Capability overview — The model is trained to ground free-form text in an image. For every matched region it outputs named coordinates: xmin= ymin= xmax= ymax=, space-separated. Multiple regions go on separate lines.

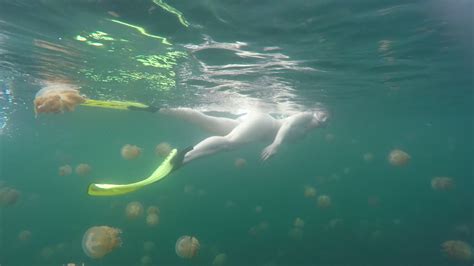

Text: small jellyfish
xmin=303 ymin=185 xmax=317 ymax=198
xmin=288 ymin=227 xmax=303 ymax=240
xmin=175 ymin=236 xmax=200 ymax=259
xmin=40 ymin=246 xmax=55 ymax=259
xmin=0 ymin=186 xmax=20 ymax=207
xmin=155 ymin=142 xmax=172 ymax=157
xmin=82 ymin=226 xmax=122 ymax=259
xmin=325 ymin=133 xmax=335 ymax=142
xmin=441 ymin=240 xmax=473 ymax=261
xmin=121 ymin=144 xmax=142 ymax=160
xmin=146 ymin=213 xmax=159 ymax=227
xmin=143 ymin=241 xmax=156 ymax=253
xmin=58 ymin=165 xmax=72 ymax=176
xmin=388 ymin=149 xmax=410 ymax=166
xmin=34 ymin=85 xmax=85 ymax=115
xmin=258 ymin=221 xmax=269 ymax=231
xmin=255 ymin=205 xmax=263 ymax=214
xmin=75 ymin=163 xmax=91 ymax=176
xmin=431 ymin=177 xmax=455 ymax=191
xmin=18 ymin=230 xmax=32 ymax=243
xmin=125 ymin=201 xmax=143 ymax=219
xmin=327 ymin=218 xmax=344 ymax=230
xmin=141 ymin=255 xmax=152 ymax=265
xmin=213 ymin=253 xmax=228 ymax=266
xmin=293 ymin=217 xmax=305 ymax=228
xmin=234 ymin=158 xmax=247 ymax=168
xmin=146 ymin=205 xmax=160 ymax=215
xmin=317 ymin=195 xmax=331 ymax=209
xmin=363 ymin=153 xmax=374 ymax=162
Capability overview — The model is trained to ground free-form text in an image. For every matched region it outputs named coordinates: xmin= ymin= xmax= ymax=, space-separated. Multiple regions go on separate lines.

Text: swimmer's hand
xmin=261 ymin=144 xmax=278 ymax=161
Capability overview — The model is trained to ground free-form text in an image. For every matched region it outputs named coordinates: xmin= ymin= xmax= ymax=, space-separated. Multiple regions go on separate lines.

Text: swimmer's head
xmin=310 ymin=110 xmax=328 ymax=128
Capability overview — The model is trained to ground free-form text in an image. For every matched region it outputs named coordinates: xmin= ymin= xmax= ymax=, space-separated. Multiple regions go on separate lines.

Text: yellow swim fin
xmin=81 ymin=99 xmax=159 ymax=113
xmin=88 ymin=149 xmax=178 ymax=196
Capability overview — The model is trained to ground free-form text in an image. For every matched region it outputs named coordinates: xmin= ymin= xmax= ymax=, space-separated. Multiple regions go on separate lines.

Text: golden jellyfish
xmin=75 ymin=163 xmax=91 ymax=176
xmin=234 ymin=158 xmax=247 ymax=168
xmin=363 ymin=153 xmax=374 ymax=162
xmin=121 ymin=144 xmax=142 ymax=160
xmin=441 ymin=240 xmax=473 ymax=261
xmin=18 ymin=230 xmax=32 ymax=242
xmin=388 ymin=149 xmax=410 ymax=166
xmin=125 ymin=201 xmax=143 ymax=219
xmin=175 ymin=236 xmax=200 ymax=259
xmin=147 ymin=205 xmax=160 ymax=215
xmin=213 ymin=253 xmax=228 ymax=266
xmin=431 ymin=177 xmax=455 ymax=191
xmin=293 ymin=217 xmax=305 ymax=228
xmin=146 ymin=213 xmax=159 ymax=227
xmin=317 ymin=195 xmax=331 ymax=209
xmin=303 ymin=185 xmax=317 ymax=198
xmin=0 ymin=186 xmax=20 ymax=207
xmin=58 ymin=165 xmax=72 ymax=176
xmin=82 ymin=226 xmax=122 ymax=259
xmin=33 ymin=85 xmax=85 ymax=115
xmin=155 ymin=142 xmax=172 ymax=157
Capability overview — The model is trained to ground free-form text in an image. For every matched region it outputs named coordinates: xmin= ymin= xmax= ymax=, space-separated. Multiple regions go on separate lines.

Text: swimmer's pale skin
xmin=159 ymin=108 xmax=328 ymax=164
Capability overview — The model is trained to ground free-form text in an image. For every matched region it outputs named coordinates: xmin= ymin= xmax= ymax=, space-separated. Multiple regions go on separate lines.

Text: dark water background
xmin=0 ymin=0 xmax=473 ymax=265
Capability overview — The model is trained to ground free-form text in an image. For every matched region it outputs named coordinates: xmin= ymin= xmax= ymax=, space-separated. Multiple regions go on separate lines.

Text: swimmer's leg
xmin=160 ymin=107 xmax=239 ymax=135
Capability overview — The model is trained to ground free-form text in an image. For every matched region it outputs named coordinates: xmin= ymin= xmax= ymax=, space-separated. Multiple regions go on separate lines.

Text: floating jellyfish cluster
xmin=33 ymin=85 xmax=85 ymax=115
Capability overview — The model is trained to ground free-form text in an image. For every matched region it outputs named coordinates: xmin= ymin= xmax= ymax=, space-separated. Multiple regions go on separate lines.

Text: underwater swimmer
xmin=87 ymin=107 xmax=329 ymax=196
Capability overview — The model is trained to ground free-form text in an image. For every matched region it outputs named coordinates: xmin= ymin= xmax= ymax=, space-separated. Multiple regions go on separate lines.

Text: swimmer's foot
xmin=170 ymin=146 xmax=193 ymax=171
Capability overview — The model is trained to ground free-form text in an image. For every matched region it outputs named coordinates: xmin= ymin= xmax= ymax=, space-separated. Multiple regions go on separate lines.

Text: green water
xmin=0 ymin=0 xmax=473 ymax=265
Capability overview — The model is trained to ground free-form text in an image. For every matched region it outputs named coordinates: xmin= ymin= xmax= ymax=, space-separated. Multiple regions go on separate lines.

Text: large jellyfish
xmin=175 ymin=236 xmax=200 ymax=259
xmin=58 ymin=165 xmax=72 ymax=176
xmin=75 ymin=163 xmax=91 ymax=176
xmin=388 ymin=149 xmax=410 ymax=166
xmin=146 ymin=213 xmax=159 ymax=227
xmin=431 ymin=177 xmax=455 ymax=191
xmin=441 ymin=240 xmax=472 ymax=261
xmin=82 ymin=226 xmax=122 ymax=259
xmin=33 ymin=85 xmax=85 ymax=115
xmin=155 ymin=142 xmax=172 ymax=157
xmin=125 ymin=201 xmax=144 ymax=219
xmin=121 ymin=144 xmax=142 ymax=160
xmin=317 ymin=195 xmax=331 ymax=209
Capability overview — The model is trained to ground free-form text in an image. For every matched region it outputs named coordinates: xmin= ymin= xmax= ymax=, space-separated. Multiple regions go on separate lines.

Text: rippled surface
xmin=0 ymin=0 xmax=473 ymax=265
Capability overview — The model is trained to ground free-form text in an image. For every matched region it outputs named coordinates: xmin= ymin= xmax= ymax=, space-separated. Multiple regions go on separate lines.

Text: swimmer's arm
xmin=261 ymin=121 xmax=292 ymax=161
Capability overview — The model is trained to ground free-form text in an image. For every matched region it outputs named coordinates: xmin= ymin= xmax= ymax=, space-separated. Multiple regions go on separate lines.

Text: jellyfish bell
xmin=40 ymin=246 xmax=55 ymax=259
xmin=175 ymin=235 xmax=200 ymax=259
xmin=18 ymin=230 xmax=32 ymax=243
xmin=58 ymin=165 xmax=72 ymax=176
xmin=441 ymin=240 xmax=473 ymax=261
xmin=155 ymin=142 xmax=172 ymax=157
xmin=125 ymin=201 xmax=143 ymax=219
xmin=146 ymin=205 xmax=160 ymax=215
xmin=234 ymin=158 xmax=246 ymax=168
xmin=75 ymin=163 xmax=91 ymax=176
xmin=363 ymin=153 xmax=374 ymax=162
xmin=293 ymin=217 xmax=305 ymax=228
xmin=317 ymin=195 xmax=331 ymax=209
xmin=34 ymin=85 xmax=85 ymax=115
xmin=121 ymin=144 xmax=142 ymax=160
xmin=212 ymin=253 xmax=228 ymax=266
xmin=303 ymin=185 xmax=316 ymax=198
xmin=0 ymin=186 xmax=20 ymax=207
xmin=146 ymin=213 xmax=159 ymax=227
xmin=388 ymin=149 xmax=410 ymax=166
xmin=141 ymin=255 xmax=152 ymax=265
xmin=143 ymin=241 xmax=156 ymax=252
xmin=431 ymin=177 xmax=455 ymax=191
xmin=82 ymin=226 xmax=122 ymax=259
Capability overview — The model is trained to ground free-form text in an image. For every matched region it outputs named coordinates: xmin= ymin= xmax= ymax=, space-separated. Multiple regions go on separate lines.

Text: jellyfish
xmin=317 ymin=195 xmax=331 ymax=209
xmin=18 ymin=230 xmax=32 ymax=243
xmin=325 ymin=133 xmax=335 ymax=142
xmin=255 ymin=205 xmax=263 ymax=214
xmin=146 ymin=213 xmax=159 ymax=227
xmin=0 ymin=186 xmax=20 ymax=207
xmin=293 ymin=217 xmax=305 ymax=228
xmin=363 ymin=152 xmax=374 ymax=162
xmin=125 ymin=201 xmax=143 ymax=219
xmin=431 ymin=177 xmax=455 ymax=191
xmin=58 ymin=165 xmax=72 ymax=176
xmin=234 ymin=158 xmax=246 ymax=168
xmin=143 ymin=241 xmax=156 ymax=253
xmin=146 ymin=205 xmax=160 ymax=215
xmin=121 ymin=144 xmax=142 ymax=160
xmin=303 ymin=185 xmax=317 ymax=198
xmin=141 ymin=255 xmax=152 ymax=265
xmin=212 ymin=253 xmax=228 ymax=266
xmin=155 ymin=142 xmax=172 ymax=157
xmin=288 ymin=227 xmax=303 ymax=240
xmin=258 ymin=221 xmax=269 ymax=231
xmin=175 ymin=236 xmax=200 ymax=259
xmin=184 ymin=184 xmax=195 ymax=194
xmin=75 ymin=163 xmax=91 ymax=176
xmin=33 ymin=85 xmax=85 ymax=115
xmin=40 ymin=246 xmax=55 ymax=259
xmin=441 ymin=240 xmax=473 ymax=261
xmin=82 ymin=226 xmax=122 ymax=259
xmin=388 ymin=149 xmax=410 ymax=166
